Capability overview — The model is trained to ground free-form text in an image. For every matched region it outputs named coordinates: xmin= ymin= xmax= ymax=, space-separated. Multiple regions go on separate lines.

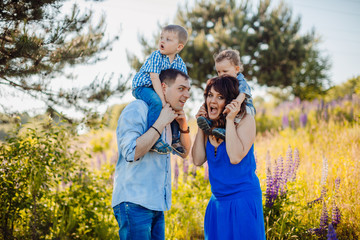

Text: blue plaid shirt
xmin=132 ymin=50 xmax=188 ymax=89
xmin=237 ymin=73 xmax=256 ymax=116
xmin=112 ymin=100 xmax=172 ymax=211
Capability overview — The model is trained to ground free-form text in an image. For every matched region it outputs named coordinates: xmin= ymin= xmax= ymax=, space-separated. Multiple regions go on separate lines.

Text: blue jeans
xmin=171 ymin=121 xmax=180 ymax=145
xmin=113 ymin=202 xmax=165 ymax=240
xmin=133 ymin=86 xmax=180 ymax=145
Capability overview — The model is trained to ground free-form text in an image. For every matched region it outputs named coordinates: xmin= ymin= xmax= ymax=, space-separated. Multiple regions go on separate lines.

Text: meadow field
xmin=1 ymin=92 xmax=359 ymax=239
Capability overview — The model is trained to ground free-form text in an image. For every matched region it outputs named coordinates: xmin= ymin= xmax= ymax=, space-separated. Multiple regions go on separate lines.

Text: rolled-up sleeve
xmin=237 ymin=74 xmax=252 ymax=98
xmin=116 ymin=101 xmax=148 ymax=162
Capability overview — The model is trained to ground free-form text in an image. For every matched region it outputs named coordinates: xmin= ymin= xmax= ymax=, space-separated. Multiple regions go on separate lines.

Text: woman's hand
xmin=224 ymin=99 xmax=241 ymax=121
xmin=195 ymin=103 xmax=208 ymax=119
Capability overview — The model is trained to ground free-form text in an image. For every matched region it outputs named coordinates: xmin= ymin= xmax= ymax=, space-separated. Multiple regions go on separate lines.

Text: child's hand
xmin=224 ymin=100 xmax=241 ymax=120
xmin=195 ymin=103 xmax=208 ymax=119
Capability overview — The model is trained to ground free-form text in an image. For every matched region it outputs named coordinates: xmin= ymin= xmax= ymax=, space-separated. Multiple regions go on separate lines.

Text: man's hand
xmin=157 ymin=103 xmax=178 ymax=126
xmin=175 ymin=109 xmax=188 ymax=131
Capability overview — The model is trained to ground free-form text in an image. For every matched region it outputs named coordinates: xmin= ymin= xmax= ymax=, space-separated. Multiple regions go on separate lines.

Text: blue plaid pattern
xmin=237 ymin=73 xmax=256 ymax=116
xmin=132 ymin=50 xmax=187 ymax=89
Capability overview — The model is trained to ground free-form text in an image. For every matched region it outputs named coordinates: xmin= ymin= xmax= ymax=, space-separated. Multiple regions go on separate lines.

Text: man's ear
xmin=161 ymin=82 xmax=167 ymax=93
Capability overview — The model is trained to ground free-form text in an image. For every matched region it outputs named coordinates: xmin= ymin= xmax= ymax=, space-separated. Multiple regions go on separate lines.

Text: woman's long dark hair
xmin=204 ymin=75 xmax=246 ymax=128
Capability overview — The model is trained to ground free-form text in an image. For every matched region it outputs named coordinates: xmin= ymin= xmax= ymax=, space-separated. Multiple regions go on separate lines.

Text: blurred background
xmin=1 ymin=0 xmax=359 ymax=119
xmin=0 ymin=0 xmax=359 ymax=239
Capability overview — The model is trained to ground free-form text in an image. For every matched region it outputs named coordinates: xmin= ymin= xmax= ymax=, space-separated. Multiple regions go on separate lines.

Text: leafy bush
xmin=0 ymin=121 xmax=117 ymax=239
xmin=165 ymin=160 xmax=211 ymax=239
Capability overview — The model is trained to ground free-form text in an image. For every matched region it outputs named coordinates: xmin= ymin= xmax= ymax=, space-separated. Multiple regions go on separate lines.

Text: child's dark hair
xmin=214 ymin=49 xmax=244 ymax=73
xmin=159 ymin=69 xmax=189 ymax=86
xmin=204 ymin=75 xmax=245 ymax=128
xmin=162 ymin=25 xmax=188 ymax=45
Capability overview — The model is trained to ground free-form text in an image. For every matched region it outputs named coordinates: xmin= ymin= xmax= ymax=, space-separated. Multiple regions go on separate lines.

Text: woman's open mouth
xmin=209 ymin=106 xmax=219 ymax=115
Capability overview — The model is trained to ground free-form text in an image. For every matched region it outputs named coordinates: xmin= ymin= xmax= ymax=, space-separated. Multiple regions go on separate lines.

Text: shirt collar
xmin=160 ymin=51 xmax=179 ymax=61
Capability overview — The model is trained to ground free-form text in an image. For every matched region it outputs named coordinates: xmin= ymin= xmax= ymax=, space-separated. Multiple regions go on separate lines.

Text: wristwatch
xmin=179 ymin=126 xmax=190 ymax=133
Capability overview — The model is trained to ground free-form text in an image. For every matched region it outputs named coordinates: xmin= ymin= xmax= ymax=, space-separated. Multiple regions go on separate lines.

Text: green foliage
xmin=255 ymin=110 xmax=282 ymax=133
xmin=325 ymin=76 xmax=360 ymax=101
xmin=165 ymin=166 xmax=211 ymax=239
xmin=0 ymin=0 xmax=129 ymax=116
xmin=90 ymin=131 xmax=113 ymax=153
xmin=47 ymin=163 xmax=117 ymax=239
xmin=128 ymin=0 xmax=330 ymax=99
xmin=102 ymin=103 xmax=129 ymax=130
xmin=0 ymin=120 xmax=117 ymax=239
xmin=263 ymin=186 xmax=315 ymax=240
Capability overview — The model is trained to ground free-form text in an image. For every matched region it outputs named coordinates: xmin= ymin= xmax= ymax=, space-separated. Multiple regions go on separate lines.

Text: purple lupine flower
xmin=183 ymin=158 xmax=189 ymax=183
xmin=191 ymin=165 xmax=197 ymax=177
xmin=323 ymin=105 xmax=329 ymax=121
xmin=183 ymin=158 xmax=189 ymax=175
xmin=265 ymin=176 xmax=273 ymax=208
xmin=265 ymin=151 xmax=273 ymax=208
xmin=174 ymin=159 xmax=179 ymax=189
xmin=320 ymin=201 xmax=329 ymax=229
xmin=276 ymin=155 xmax=287 ymax=196
xmin=330 ymin=100 xmax=337 ymax=108
xmin=321 ymin=186 xmax=327 ymax=200
xmin=300 ymin=112 xmax=308 ymax=127
xmin=331 ymin=201 xmax=341 ymax=227
xmin=307 ymin=197 xmax=322 ymax=207
xmin=268 ymin=156 xmax=279 ymax=206
xmin=327 ymin=223 xmax=338 ymax=240
xmin=282 ymin=115 xmax=289 ymax=129
xmin=334 ymin=177 xmax=340 ymax=197
xmin=320 ymin=99 xmax=325 ymax=111
xmin=292 ymin=148 xmax=300 ymax=181
xmin=204 ymin=161 xmax=209 ymax=181
xmin=332 ymin=177 xmax=341 ymax=227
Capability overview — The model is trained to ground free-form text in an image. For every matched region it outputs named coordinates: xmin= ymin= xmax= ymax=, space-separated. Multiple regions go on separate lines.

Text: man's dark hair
xmin=159 ymin=69 xmax=189 ymax=86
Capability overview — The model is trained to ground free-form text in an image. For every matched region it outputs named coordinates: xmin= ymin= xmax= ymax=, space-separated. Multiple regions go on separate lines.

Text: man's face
xmin=162 ymin=75 xmax=191 ymax=111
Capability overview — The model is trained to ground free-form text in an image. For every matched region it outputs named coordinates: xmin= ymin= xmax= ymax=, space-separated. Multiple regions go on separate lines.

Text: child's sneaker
xmin=171 ymin=141 xmax=186 ymax=157
xmin=150 ymin=139 xmax=172 ymax=154
xmin=197 ymin=116 xmax=212 ymax=135
xmin=212 ymin=128 xmax=226 ymax=140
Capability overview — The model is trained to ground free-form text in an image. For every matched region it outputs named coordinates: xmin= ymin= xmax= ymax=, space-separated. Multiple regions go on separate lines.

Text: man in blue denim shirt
xmin=112 ymin=69 xmax=191 ymax=239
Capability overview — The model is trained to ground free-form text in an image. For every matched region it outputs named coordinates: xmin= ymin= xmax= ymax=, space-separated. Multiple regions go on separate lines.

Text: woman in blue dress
xmin=192 ymin=75 xmax=266 ymax=240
